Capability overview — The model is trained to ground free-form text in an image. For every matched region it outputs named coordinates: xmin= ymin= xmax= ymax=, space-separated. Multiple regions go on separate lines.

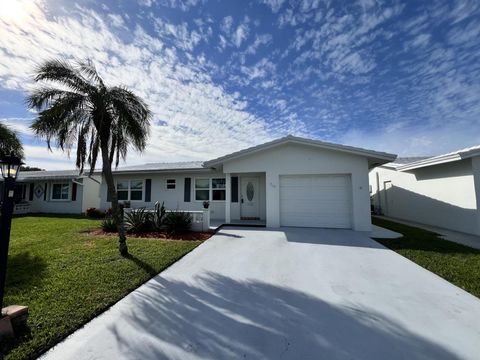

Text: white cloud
xmin=245 ymin=34 xmax=272 ymax=55
xmin=0 ymin=2 xmax=283 ymax=169
xmin=261 ymin=0 xmax=285 ymax=13
xmin=107 ymin=14 xmax=125 ymax=28
xmin=233 ymin=22 xmax=249 ymax=48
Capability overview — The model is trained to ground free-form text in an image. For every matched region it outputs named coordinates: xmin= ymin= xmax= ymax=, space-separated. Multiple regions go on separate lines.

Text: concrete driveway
xmin=42 ymin=227 xmax=480 ymax=360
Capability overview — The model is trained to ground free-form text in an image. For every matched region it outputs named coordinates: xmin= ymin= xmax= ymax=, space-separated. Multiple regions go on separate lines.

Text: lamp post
xmin=0 ymin=153 xmax=23 ymax=311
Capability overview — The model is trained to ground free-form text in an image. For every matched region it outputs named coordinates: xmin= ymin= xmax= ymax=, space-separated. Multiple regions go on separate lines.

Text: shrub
xmin=101 ymin=217 xmax=117 ymax=232
xmin=86 ymin=207 xmax=104 ymax=219
xmin=152 ymin=201 xmax=166 ymax=231
xmin=124 ymin=208 xmax=152 ymax=234
xmin=164 ymin=211 xmax=192 ymax=234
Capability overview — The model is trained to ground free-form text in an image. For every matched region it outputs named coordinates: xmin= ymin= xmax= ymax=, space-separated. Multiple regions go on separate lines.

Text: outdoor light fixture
xmin=0 ymin=153 xmax=22 ymax=180
xmin=0 ymin=152 xmax=24 ymax=315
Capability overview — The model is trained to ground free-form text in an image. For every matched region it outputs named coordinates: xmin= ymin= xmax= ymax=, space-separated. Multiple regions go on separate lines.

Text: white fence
xmin=13 ymin=202 xmax=31 ymax=215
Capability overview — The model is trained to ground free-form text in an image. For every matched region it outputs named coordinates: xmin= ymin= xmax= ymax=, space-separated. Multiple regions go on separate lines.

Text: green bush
xmin=124 ymin=208 xmax=152 ymax=233
xmin=164 ymin=211 xmax=192 ymax=234
xmin=86 ymin=207 xmax=105 ymax=219
xmin=101 ymin=217 xmax=117 ymax=232
xmin=152 ymin=201 xmax=166 ymax=231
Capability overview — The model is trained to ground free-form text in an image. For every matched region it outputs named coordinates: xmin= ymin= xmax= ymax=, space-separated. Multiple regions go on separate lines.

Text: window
xmin=212 ymin=178 xmax=226 ymax=201
xmin=52 ymin=183 xmax=70 ymax=200
xmin=195 ymin=178 xmax=210 ymax=201
xmin=130 ymin=180 xmax=143 ymax=200
xmin=166 ymin=179 xmax=176 ymax=189
xmin=116 ymin=180 xmax=143 ymax=201
xmin=117 ymin=181 xmax=129 ymax=201
xmin=195 ymin=178 xmax=226 ymax=201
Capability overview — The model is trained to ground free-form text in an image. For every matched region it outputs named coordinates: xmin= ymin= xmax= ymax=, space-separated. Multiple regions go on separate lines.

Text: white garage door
xmin=280 ymin=174 xmax=352 ymax=228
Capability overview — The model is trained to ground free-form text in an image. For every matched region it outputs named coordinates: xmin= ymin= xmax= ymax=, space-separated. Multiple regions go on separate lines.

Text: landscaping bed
xmin=0 ymin=215 xmax=202 ymax=360
xmin=372 ymin=216 xmax=480 ymax=299
xmin=86 ymin=229 xmax=213 ymax=241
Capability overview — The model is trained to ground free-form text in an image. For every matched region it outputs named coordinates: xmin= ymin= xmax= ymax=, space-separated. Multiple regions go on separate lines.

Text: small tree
xmin=27 ymin=59 xmax=151 ymax=255
xmin=0 ymin=123 xmax=24 ymax=159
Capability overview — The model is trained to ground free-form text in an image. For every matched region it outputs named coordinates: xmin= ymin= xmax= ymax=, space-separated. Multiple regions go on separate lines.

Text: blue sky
xmin=1 ymin=0 xmax=480 ymax=169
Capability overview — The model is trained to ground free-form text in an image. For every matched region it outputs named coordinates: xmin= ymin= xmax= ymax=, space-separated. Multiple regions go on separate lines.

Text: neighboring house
xmin=0 ymin=170 xmax=101 ymax=214
xmin=100 ymin=136 xmax=396 ymax=231
xmin=370 ymin=145 xmax=480 ymax=235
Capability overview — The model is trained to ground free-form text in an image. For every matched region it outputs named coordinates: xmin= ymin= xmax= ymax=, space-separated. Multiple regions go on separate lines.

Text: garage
xmin=280 ymin=174 xmax=352 ymax=228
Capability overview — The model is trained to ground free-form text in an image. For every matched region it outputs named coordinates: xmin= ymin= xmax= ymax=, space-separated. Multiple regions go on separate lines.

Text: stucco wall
xmin=369 ymin=159 xmax=479 ymax=235
xmin=222 ymin=143 xmax=372 ymax=231
xmin=99 ymin=171 xmax=234 ymax=220
xmin=28 ymin=180 xmax=83 ymax=214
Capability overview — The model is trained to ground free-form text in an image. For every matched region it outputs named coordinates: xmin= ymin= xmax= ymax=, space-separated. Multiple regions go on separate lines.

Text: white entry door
xmin=241 ymin=177 xmax=260 ymax=219
xmin=280 ymin=174 xmax=352 ymax=228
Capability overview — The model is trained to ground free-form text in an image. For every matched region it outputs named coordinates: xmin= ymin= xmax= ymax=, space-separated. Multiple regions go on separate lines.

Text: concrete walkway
xmin=41 ymin=227 xmax=480 ymax=360
xmin=376 ymin=216 xmax=480 ymax=250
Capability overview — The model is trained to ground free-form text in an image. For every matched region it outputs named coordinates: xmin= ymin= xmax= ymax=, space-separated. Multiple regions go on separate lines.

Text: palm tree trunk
xmin=101 ymin=144 xmax=128 ymax=255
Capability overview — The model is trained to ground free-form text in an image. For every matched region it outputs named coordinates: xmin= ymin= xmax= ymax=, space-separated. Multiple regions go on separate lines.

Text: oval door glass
xmin=246 ymin=182 xmax=254 ymax=201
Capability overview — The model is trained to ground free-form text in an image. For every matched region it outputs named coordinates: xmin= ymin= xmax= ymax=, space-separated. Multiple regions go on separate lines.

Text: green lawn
xmin=0 ymin=215 xmax=202 ymax=360
xmin=373 ymin=217 xmax=480 ymax=299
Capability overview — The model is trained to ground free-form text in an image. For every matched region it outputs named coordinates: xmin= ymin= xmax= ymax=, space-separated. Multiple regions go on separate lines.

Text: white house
xmin=100 ymin=136 xmax=396 ymax=231
xmin=0 ymin=170 xmax=101 ymax=214
xmin=369 ymin=145 xmax=480 ymax=235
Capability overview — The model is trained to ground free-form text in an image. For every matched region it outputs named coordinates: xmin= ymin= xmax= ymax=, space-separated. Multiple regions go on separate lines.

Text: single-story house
xmin=369 ymin=145 xmax=480 ymax=235
xmin=0 ymin=170 xmax=101 ymax=214
xmin=100 ymin=136 xmax=396 ymax=231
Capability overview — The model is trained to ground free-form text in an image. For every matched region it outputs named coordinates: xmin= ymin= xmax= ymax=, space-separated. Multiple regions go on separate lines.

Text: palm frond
xmin=0 ymin=123 xmax=24 ymax=159
xmin=33 ymin=59 xmax=96 ymax=95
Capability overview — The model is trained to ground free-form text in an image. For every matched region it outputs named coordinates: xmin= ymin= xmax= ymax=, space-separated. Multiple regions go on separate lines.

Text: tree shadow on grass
xmin=6 ymin=251 xmax=47 ymax=292
xmin=373 ymin=218 xmax=480 ymax=255
xmin=123 ymin=253 xmax=158 ymax=277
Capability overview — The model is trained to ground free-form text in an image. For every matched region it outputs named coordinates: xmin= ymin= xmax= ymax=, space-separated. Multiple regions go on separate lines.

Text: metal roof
xmin=204 ymin=135 xmax=397 ymax=168
xmin=16 ymin=170 xmax=84 ymax=181
xmin=397 ymin=145 xmax=480 ymax=171
xmin=111 ymin=161 xmax=207 ymax=174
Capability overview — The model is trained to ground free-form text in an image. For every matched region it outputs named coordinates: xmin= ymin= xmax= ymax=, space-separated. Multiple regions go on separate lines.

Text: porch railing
xmin=13 ymin=202 xmax=31 ymax=215
xmin=123 ymin=207 xmax=210 ymax=232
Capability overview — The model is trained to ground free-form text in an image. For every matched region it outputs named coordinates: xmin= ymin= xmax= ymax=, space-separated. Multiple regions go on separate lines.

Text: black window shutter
xmin=145 ymin=179 xmax=152 ymax=202
xmin=231 ymin=176 xmax=238 ymax=202
xmin=107 ymin=186 xmax=111 ymax=202
xmin=44 ymin=183 xmax=48 ymax=201
xmin=29 ymin=183 xmax=34 ymax=201
xmin=184 ymin=178 xmax=191 ymax=202
xmin=72 ymin=183 xmax=77 ymax=201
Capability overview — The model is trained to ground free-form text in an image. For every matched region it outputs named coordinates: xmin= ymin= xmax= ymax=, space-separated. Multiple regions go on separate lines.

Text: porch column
xmin=225 ymin=172 xmax=231 ymax=223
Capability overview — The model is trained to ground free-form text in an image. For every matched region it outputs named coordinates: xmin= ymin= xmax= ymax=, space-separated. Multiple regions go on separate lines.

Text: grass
xmin=373 ymin=217 xmax=480 ymax=299
xmin=0 ymin=215 xmax=202 ymax=360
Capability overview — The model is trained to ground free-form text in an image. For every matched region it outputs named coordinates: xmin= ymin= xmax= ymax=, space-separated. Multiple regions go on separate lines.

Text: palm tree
xmin=27 ymin=59 xmax=151 ymax=255
xmin=0 ymin=123 xmax=24 ymax=159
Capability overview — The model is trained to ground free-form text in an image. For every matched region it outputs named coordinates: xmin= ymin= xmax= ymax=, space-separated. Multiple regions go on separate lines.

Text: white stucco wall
xmin=99 ymin=171 xmax=233 ymax=220
xmin=369 ymin=159 xmax=479 ymax=235
xmin=81 ymin=176 xmax=102 ymax=212
xmin=27 ymin=180 xmax=83 ymax=214
xmin=222 ymin=143 xmax=372 ymax=231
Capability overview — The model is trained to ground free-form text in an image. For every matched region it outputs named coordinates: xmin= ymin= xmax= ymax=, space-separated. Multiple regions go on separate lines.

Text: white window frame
xmin=51 ymin=182 xmax=71 ymax=201
xmin=166 ymin=179 xmax=176 ymax=190
xmin=115 ymin=179 xmax=144 ymax=202
xmin=194 ymin=178 xmax=226 ymax=202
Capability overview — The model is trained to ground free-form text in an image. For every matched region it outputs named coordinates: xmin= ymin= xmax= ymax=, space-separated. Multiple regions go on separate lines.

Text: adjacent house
xmin=100 ymin=136 xmax=396 ymax=231
xmin=370 ymin=145 xmax=480 ymax=235
xmin=0 ymin=170 xmax=101 ymax=214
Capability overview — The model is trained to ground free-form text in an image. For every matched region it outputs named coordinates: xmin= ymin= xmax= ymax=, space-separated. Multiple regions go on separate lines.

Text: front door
xmin=241 ymin=177 xmax=259 ymax=219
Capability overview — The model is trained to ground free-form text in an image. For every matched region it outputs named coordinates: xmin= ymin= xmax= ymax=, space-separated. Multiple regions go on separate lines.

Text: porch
xmin=209 ymin=219 xmax=266 ymax=230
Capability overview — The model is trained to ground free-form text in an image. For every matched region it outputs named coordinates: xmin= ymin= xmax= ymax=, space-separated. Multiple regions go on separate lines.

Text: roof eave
xmin=205 ymin=136 xmax=396 ymax=167
xmin=398 ymin=154 xmax=461 ymax=171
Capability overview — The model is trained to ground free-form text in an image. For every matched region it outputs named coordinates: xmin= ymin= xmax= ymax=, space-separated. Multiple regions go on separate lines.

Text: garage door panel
xmin=280 ymin=175 xmax=352 ymax=228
